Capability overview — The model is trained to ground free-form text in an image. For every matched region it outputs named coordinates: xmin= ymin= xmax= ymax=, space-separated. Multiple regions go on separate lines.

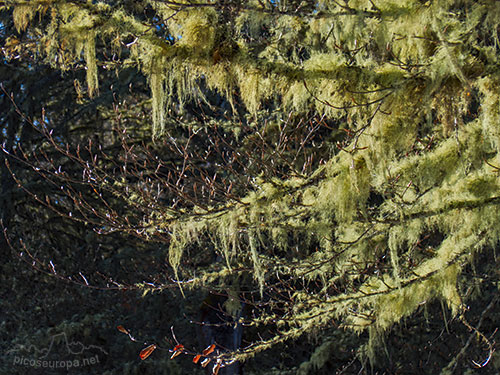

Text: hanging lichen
xmin=150 ymin=70 xmax=166 ymax=137
xmin=12 ymin=3 xmax=36 ymax=33
xmin=84 ymin=30 xmax=98 ymax=98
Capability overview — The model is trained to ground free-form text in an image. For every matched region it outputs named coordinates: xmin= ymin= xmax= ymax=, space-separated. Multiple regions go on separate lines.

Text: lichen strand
xmin=84 ymin=30 xmax=98 ymax=98
xmin=150 ymin=70 xmax=166 ymax=137
xmin=12 ymin=3 xmax=36 ymax=33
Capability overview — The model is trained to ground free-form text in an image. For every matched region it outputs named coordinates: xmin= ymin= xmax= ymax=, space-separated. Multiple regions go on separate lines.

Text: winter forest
xmin=1 ymin=1 xmax=500 ymax=374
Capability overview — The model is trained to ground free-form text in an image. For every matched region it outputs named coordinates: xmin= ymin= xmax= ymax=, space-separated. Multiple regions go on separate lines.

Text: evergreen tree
xmin=2 ymin=1 xmax=500 ymax=374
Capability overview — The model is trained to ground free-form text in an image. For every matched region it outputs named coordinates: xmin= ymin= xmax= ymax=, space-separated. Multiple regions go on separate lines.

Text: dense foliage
xmin=2 ymin=0 xmax=500 ymax=374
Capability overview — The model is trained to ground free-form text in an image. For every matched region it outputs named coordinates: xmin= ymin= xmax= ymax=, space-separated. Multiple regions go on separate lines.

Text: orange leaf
xmin=117 ymin=325 xmax=129 ymax=335
xmin=173 ymin=344 xmax=184 ymax=352
xmin=193 ymin=354 xmax=202 ymax=364
xmin=202 ymin=343 xmax=216 ymax=356
xmin=139 ymin=344 xmax=156 ymax=360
